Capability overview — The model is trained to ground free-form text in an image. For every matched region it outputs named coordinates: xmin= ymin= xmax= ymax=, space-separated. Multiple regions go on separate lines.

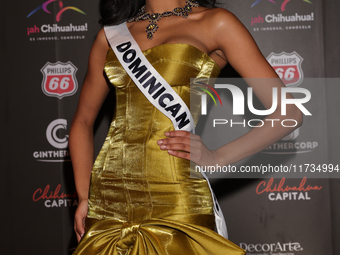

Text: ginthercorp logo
xmin=263 ymin=126 xmax=319 ymax=154
xmin=240 ymin=241 xmax=303 ymax=255
xmin=201 ymin=84 xmax=311 ymax=129
xmin=267 ymin=52 xmax=304 ymax=87
xmin=41 ymin=61 xmax=78 ymax=99
xmin=33 ymin=119 xmax=70 ymax=162
xmin=27 ymin=0 xmax=86 ymax=22
xmin=281 ymin=127 xmax=300 ymax=141
xmin=46 ymin=119 xmax=68 ymax=148
xmin=33 ymin=184 xmax=78 ymax=208
xmin=256 ymin=177 xmax=322 ymax=201
xmin=251 ymin=0 xmax=312 ymax=12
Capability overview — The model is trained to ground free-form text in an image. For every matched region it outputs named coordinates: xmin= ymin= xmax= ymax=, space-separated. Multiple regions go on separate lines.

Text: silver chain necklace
xmin=127 ymin=0 xmax=199 ymax=40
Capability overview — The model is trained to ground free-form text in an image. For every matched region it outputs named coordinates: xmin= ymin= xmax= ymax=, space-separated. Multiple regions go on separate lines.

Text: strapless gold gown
xmin=73 ymin=44 xmax=245 ymax=255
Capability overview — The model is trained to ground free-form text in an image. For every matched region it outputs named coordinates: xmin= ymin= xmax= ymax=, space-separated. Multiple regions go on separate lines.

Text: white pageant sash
xmin=104 ymin=22 xmax=228 ymax=239
xmin=104 ymin=23 xmax=194 ymax=132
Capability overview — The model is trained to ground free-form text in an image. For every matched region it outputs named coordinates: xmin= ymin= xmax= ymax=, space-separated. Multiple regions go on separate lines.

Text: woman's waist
xmin=88 ymin=177 xmax=214 ymax=225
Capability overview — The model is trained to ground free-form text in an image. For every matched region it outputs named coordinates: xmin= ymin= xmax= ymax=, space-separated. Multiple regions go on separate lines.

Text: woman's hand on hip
xmin=157 ymin=131 xmax=221 ymax=167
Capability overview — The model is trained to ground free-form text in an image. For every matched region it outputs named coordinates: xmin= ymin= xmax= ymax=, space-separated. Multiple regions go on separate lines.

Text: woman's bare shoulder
xmin=94 ymin=28 xmax=110 ymax=50
xmin=192 ymin=7 xmax=248 ymax=56
xmin=200 ymin=7 xmax=244 ymax=31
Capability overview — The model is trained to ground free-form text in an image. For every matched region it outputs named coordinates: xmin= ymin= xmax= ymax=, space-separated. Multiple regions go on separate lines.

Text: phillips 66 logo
xmin=41 ymin=61 xmax=78 ymax=99
xmin=267 ymin=51 xmax=304 ymax=86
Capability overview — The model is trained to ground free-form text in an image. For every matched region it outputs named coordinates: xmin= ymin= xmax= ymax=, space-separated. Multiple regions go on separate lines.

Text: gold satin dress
xmin=73 ymin=44 xmax=246 ymax=255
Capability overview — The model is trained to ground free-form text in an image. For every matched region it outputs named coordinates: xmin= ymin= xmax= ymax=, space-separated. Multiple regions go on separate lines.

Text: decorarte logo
xmin=240 ymin=241 xmax=303 ymax=255
xmin=251 ymin=0 xmax=312 ymax=12
xmin=27 ymin=0 xmax=86 ymax=22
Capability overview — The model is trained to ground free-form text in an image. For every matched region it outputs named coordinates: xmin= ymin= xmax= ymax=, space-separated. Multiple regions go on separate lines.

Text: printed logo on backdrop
xmin=33 ymin=118 xmax=71 ymax=162
xmin=33 ymin=184 xmax=78 ymax=208
xmin=256 ymin=177 xmax=322 ymax=201
xmin=26 ymin=0 xmax=89 ymax=41
xmin=263 ymin=127 xmax=318 ymax=154
xmin=251 ymin=0 xmax=312 ymax=12
xmin=240 ymin=241 xmax=303 ymax=255
xmin=41 ymin=61 xmax=78 ymax=99
xmin=248 ymin=0 xmax=315 ymax=32
xmin=267 ymin=51 xmax=303 ymax=86
xmin=27 ymin=0 xmax=86 ymax=22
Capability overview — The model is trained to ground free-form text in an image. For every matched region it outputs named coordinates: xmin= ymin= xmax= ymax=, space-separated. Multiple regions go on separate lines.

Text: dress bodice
xmin=105 ymin=43 xmax=220 ymax=88
xmin=88 ymin=44 xmax=220 ymax=225
xmin=104 ymin=43 xmax=220 ymax=126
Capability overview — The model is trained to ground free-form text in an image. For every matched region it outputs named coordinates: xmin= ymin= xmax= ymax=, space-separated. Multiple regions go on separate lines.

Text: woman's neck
xmin=144 ymin=0 xmax=188 ymax=13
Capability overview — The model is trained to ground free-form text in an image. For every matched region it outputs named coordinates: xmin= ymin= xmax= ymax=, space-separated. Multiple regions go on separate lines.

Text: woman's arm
xmin=69 ymin=28 xmax=110 ymax=241
xmin=158 ymin=9 xmax=303 ymax=167
xmin=209 ymin=9 xmax=302 ymax=165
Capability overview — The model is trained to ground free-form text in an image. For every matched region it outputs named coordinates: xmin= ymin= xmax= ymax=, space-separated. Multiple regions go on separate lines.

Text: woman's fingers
xmin=158 ymin=131 xmax=191 ymax=153
xmin=167 ymin=149 xmax=190 ymax=160
xmin=74 ymin=199 xmax=88 ymax=242
xmin=167 ymin=145 xmax=206 ymax=161
xmin=163 ymin=131 xmax=191 ymax=138
xmin=159 ymin=142 xmax=191 ymax=152
xmin=74 ymin=215 xmax=85 ymax=242
xmin=157 ymin=131 xmax=213 ymax=163
xmin=157 ymin=131 xmax=203 ymax=150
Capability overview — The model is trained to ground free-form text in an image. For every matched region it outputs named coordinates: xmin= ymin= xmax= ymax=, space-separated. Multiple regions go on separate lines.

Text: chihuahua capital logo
xmin=27 ymin=0 xmax=86 ymax=22
xmin=251 ymin=0 xmax=312 ymax=12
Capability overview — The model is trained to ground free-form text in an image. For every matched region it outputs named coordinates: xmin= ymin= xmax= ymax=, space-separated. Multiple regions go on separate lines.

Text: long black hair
xmin=99 ymin=0 xmax=219 ymax=25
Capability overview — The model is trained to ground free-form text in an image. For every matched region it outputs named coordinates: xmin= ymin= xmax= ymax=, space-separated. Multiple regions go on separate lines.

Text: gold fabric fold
xmin=73 ymin=217 xmax=246 ymax=255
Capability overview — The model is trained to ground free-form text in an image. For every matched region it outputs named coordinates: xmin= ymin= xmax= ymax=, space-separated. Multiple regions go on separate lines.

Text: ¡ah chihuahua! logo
xmin=250 ymin=0 xmax=312 ymax=12
xmin=26 ymin=0 xmax=88 ymax=41
xmin=27 ymin=0 xmax=86 ymax=22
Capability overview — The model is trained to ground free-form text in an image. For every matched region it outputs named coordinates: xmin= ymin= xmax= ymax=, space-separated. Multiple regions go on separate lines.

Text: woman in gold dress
xmin=69 ymin=0 xmax=302 ymax=254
